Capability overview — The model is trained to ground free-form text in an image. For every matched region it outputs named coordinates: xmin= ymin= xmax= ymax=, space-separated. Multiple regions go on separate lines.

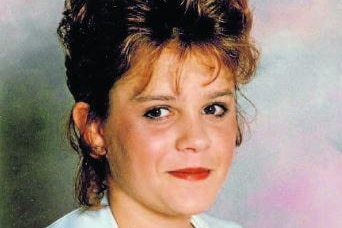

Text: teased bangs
xmin=116 ymin=40 xmax=238 ymax=99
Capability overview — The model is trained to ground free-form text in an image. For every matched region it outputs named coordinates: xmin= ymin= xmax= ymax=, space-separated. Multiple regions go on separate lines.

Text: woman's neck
xmin=107 ymin=183 xmax=194 ymax=228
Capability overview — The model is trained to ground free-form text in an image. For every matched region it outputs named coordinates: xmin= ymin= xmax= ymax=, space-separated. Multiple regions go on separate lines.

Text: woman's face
xmin=103 ymin=47 xmax=237 ymax=217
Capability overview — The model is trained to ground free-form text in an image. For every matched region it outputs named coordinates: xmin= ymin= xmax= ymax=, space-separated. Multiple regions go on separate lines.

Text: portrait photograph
xmin=0 ymin=0 xmax=341 ymax=227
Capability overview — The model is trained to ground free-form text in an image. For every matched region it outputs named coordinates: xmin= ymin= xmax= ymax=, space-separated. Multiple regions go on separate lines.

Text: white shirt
xmin=48 ymin=198 xmax=241 ymax=228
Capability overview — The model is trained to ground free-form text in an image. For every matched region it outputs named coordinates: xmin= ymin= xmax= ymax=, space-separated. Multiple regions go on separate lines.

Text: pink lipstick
xmin=168 ymin=168 xmax=211 ymax=181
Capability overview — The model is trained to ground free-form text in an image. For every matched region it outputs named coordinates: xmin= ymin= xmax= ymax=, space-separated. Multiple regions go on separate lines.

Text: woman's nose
xmin=175 ymin=115 xmax=211 ymax=153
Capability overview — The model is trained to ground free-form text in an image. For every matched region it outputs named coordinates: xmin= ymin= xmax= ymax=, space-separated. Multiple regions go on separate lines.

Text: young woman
xmin=49 ymin=0 xmax=258 ymax=227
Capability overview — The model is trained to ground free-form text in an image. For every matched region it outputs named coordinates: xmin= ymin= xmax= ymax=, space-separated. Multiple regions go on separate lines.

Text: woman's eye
xmin=143 ymin=107 xmax=170 ymax=120
xmin=202 ymin=103 xmax=228 ymax=117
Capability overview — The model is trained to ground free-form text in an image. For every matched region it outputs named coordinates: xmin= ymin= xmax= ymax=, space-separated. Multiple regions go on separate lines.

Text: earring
xmin=90 ymin=146 xmax=107 ymax=159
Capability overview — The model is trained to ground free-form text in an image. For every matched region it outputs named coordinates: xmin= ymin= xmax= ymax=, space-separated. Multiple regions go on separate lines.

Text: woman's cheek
xmin=131 ymin=121 xmax=175 ymax=154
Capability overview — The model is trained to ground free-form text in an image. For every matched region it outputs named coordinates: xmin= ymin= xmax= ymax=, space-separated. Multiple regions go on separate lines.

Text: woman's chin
xmin=164 ymin=194 xmax=216 ymax=216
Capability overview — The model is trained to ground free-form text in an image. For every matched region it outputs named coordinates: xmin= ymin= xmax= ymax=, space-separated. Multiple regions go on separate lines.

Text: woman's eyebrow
xmin=207 ymin=89 xmax=234 ymax=99
xmin=132 ymin=89 xmax=234 ymax=103
xmin=132 ymin=95 xmax=176 ymax=103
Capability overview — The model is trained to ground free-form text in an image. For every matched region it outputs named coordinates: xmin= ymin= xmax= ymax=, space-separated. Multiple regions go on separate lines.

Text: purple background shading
xmin=0 ymin=0 xmax=341 ymax=227
xmin=210 ymin=0 xmax=342 ymax=227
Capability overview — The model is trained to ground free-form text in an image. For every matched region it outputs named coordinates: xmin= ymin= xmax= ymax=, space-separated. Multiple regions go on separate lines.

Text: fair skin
xmin=73 ymin=47 xmax=238 ymax=228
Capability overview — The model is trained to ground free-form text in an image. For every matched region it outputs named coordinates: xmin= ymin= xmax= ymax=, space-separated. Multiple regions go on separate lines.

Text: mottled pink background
xmin=211 ymin=1 xmax=342 ymax=227
xmin=0 ymin=0 xmax=341 ymax=227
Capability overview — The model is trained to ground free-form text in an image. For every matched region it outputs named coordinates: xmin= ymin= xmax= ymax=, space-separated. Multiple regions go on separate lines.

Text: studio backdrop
xmin=0 ymin=0 xmax=341 ymax=227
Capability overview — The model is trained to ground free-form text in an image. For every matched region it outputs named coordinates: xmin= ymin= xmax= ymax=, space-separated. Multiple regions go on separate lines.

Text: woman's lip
xmin=167 ymin=168 xmax=211 ymax=181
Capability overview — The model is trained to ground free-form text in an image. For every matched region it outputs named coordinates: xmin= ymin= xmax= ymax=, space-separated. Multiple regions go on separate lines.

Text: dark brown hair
xmin=57 ymin=0 xmax=259 ymax=207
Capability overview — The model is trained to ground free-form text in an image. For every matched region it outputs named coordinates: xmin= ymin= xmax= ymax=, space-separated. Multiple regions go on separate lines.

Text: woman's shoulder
xmin=192 ymin=213 xmax=242 ymax=228
xmin=47 ymin=206 xmax=116 ymax=228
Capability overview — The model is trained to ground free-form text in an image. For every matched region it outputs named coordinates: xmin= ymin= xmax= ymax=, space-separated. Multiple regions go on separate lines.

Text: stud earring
xmin=91 ymin=146 xmax=107 ymax=158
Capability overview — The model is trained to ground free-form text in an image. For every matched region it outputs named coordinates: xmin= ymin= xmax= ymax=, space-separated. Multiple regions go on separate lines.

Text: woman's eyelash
xmin=143 ymin=103 xmax=229 ymax=121
xmin=143 ymin=106 xmax=171 ymax=120
xmin=203 ymin=103 xmax=228 ymax=117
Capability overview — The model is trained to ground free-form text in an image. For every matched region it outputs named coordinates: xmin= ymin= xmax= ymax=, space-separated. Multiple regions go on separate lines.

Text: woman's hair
xmin=57 ymin=0 xmax=259 ymax=207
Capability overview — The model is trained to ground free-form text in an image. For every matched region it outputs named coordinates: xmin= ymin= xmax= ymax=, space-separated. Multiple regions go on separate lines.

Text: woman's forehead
xmin=114 ymin=44 xmax=234 ymax=98
xmin=152 ymin=47 xmax=232 ymax=87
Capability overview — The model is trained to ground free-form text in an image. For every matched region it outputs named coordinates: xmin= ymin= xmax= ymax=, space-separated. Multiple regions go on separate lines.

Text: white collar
xmin=100 ymin=195 xmax=207 ymax=228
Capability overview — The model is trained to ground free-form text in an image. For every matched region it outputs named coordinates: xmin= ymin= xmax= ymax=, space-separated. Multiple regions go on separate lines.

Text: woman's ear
xmin=72 ymin=102 xmax=107 ymax=159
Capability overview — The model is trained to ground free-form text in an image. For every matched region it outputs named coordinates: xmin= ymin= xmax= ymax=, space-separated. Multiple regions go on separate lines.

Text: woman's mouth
xmin=168 ymin=167 xmax=211 ymax=181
